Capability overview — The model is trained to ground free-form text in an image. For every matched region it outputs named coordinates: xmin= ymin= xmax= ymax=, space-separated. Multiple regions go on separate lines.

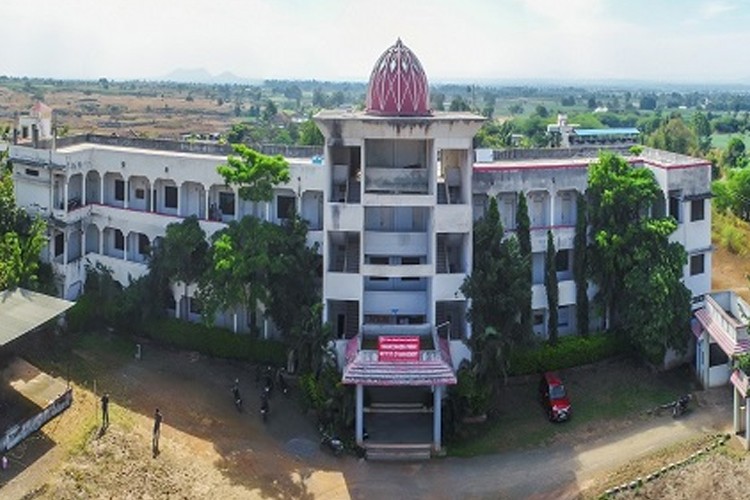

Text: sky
xmin=2 ymin=0 xmax=750 ymax=84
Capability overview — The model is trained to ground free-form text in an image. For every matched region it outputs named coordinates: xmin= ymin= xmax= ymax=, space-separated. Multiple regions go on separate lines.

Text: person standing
xmin=152 ymin=408 xmax=163 ymax=456
xmin=101 ymin=393 xmax=110 ymax=429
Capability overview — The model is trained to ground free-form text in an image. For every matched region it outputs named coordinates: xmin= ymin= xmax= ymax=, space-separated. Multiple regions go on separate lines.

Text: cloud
xmin=699 ymin=0 xmax=738 ymax=19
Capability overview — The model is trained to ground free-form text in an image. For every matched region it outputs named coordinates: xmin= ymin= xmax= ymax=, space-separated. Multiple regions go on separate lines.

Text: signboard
xmin=378 ymin=336 xmax=420 ymax=362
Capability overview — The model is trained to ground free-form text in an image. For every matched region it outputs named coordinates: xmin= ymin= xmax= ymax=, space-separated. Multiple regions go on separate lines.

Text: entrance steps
xmin=367 ymin=402 xmax=431 ymax=414
xmin=365 ymin=443 xmax=433 ymax=461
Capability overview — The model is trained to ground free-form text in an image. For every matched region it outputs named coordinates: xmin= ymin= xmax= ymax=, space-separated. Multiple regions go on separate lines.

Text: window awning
xmin=0 ymin=289 xmax=74 ymax=347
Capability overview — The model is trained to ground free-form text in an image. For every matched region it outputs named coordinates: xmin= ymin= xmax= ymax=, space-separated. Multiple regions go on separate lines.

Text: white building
xmin=8 ymin=40 xmax=712 ymax=455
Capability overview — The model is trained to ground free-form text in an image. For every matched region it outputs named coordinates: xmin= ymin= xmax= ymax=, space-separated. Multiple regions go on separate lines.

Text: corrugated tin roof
xmin=0 ymin=289 xmax=74 ymax=346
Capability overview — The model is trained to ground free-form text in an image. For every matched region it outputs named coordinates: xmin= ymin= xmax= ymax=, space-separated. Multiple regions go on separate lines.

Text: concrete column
xmin=62 ymin=230 xmax=68 ymax=265
xmin=82 ymin=174 xmax=87 ymax=206
xmin=100 ymin=176 xmax=105 ymax=205
xmin=205 ymin=188 xmax=210 ymax=220
xmin=433 ymin=385 xmax=442 ymax=451
xmin=123 ymin=232 xmax=128 ymax=261
xmin=549 ymin=189 xmax=555 ymax=227
xmin=123 ymin=179 xmax=129 ymax=209
xmin=746 ymin=396 xmax=750 ymax=450
xmin=177 ymin=184 xmax=182 ymax=217
xmin=702 ymin=337 xmax=710 ymax=386
xmin=150 ymin=181 xmax=155 ymax=212
xmin=99 ymin=229 xmax=104 ymax=255
xmin=63 ymin=178 xmax=69 ymax=212
xmin=233 ymin=313 xmax=238 ymax=334
xmin=234 ymin=189 xmax=240 ymax=221
xmin=355 ymin=384 xmax=364 ymax=446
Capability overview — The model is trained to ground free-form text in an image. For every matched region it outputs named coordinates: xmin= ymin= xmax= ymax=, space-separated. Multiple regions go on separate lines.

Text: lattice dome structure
xmin=365 ymin=39 xmax=431 ymax=117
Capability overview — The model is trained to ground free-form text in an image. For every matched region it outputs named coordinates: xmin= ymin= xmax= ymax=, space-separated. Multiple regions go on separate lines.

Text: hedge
xmin=141 ymin=318 xmax=287 ymax=366
xmin=508 ymin=333 xmax=628 ymax=375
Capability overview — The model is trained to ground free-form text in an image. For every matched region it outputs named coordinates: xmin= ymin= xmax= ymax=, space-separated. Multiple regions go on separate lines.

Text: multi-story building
xmin=8 ymin=39 xmax=712 ymax=455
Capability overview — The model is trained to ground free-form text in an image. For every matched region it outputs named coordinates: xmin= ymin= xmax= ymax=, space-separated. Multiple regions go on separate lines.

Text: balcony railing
xmin=364 ymin=167 xmax=428 ymax=194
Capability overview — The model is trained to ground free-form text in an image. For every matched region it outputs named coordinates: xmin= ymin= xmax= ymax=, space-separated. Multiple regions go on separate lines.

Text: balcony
xmin=363 ymin=232 xmax=428 ymax=256
xmin=364 ymin=167 xmax=428 ymax=195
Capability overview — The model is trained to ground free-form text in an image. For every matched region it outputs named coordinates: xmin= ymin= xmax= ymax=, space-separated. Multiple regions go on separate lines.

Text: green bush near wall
xmin=509 ymin=333 xmax=628 ymax=375
xmin=142 ymin=318 xmax=287 ymax=366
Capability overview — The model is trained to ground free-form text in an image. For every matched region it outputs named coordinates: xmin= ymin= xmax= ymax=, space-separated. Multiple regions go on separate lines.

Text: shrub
xmin=508 ymin=333 xmax=627 ymax=375
xmin=141 ymin=318 xmax=286 ymax=366
xmin=719 ymin=223 xmax=747 ymax=255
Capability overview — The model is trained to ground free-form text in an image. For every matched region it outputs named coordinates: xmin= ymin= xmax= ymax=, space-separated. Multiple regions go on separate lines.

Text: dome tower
xmin=365 ymin=38 xmax=431 ymax=116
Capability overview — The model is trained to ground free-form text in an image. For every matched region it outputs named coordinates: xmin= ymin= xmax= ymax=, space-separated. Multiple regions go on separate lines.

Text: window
xmin=558 ymin=306 xmax=569 ymax=328
xmin=709 ymin=342 xmax=729 ymax=367
xmin=135 ymin=188 xmax=145 ymax=200
xmin=219 ymin=191 xmax=235 ymax=216
xmin=114 ymin=230 xmax=124 ymax=250
xmin=690 ymin=254 xmax=705 ymax=276
xmin=164 ymin=185 xmax=178 ymax=208
xmin=115 ymin=179 xmax=125 ymax=201
xmin=555 ymin=249 xmax=570 ymax=273
xmin=54 ymin=233 xmax=64 ymax=257
xmin=277 ymin=195 xmax=296 ymax=219
xmin=25 ymin=168 xmax=39 ymax=177
xmin=138 ymin=234 xmax=150 ymax=255
xmin=401 ymin=256 xmax=421 ymax=265
xmin=669 ymin=195 xmax=681 ymax=222
xmin=533 ymin=313 xmax=545 ymax=326
xmin=690 ymin=199 xmax=705 ymax=222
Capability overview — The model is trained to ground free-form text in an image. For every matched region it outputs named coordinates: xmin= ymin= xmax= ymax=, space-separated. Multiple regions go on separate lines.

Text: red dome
xmin=366 ymin=39 xmax=431 ymax=117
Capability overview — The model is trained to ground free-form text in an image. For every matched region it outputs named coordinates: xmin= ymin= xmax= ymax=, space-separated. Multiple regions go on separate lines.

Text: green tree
xmin=265 ymin=214 xmax=321 ymax=339
xmin=691 ymin=112 xmax=712 ymax=153
xmin=262 ymin=100 xmax=278 ymax=122
xmin=461 ymin=198 xmax=531 ymax=377
xmin=587 ymin=152 xmax=690 ymax=361
xmin=713 ymin=167 xmax=750 ymax=220
xmin=723 ymin=136 xmax=747 ymax=169
xmin=218 ymin=144 xmax=290 ymax=203
xmin=544 ymin=231 xmax=559 ymax=345
xmin=155 ymin=216 xmax=209 ymax=317
xmin=299 ymin=119 xmax=324 ymax=146
xmin=0 ymin=218 xmax=47 ymax=290
xmin=516 ymin=192 xmax=532 ymax=336
xmin=573 ymin=193 xmax=589 ymax=336
xmin=198 ymin=216 xmax=272 ymax=330
xmin=647 ymin=116 xmax=698 ymax=155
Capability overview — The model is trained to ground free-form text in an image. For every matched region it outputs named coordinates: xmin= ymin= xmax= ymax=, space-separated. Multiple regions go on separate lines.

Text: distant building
xmin=8 ymin=40 xmax=712 ymax=456
xmin=547 ymin=114 xmax=640 ymax=147
xmin=17 ymin=102 xmax=53 ymax=144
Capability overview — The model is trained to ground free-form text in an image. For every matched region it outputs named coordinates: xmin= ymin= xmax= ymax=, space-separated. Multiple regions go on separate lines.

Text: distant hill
xmin=161 ymin=68 xmax=260 ymax=85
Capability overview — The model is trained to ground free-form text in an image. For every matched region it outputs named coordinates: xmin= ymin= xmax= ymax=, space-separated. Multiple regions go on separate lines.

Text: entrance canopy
xmin=342 ymin=336 xmax=457 ymax=386
xmin=0 ymin=289 xmax=74 ymax=347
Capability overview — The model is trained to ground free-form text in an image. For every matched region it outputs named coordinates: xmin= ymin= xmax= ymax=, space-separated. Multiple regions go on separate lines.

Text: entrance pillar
xmin=734 ymin=388 xmax=741 ymax=436
xmin=433 ymin=385 xmax=442 ymax=451
xmin=746 ymin=396 xmax=750 ymax=450
xmin=355 ymin=384 xmax=364 ymax=445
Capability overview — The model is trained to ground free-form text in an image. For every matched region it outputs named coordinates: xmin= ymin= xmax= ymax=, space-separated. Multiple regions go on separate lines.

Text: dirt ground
xmin=1 ymin=339 xmax=349 ymax=499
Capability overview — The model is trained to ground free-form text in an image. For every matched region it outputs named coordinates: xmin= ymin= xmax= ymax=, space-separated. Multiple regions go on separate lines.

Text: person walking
xmin=152 ymin=408 xmax=163 ymax=456
xmin=101 ymin=393 xmax=110 ymax=429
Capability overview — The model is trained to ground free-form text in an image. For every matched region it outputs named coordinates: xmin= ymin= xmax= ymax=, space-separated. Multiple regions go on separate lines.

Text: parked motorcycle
xmin=260 ymin=393 xmax=269 ymax=423
xmin=672 ymin=394 xmax=692 ymax=418
xmin=232 ymin=380 xmax=243 ymax=412
xmin=319 ymin=426 xmax=344 ymax=456
xmin=278 ymin=371 xmax=289 ymax=396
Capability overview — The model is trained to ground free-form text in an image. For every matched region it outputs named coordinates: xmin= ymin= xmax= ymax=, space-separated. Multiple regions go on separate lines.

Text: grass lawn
xmin=448 ymin=358 xmax=696 ymax=457
xmin=711 ymin=133 xmax=750 ymax=150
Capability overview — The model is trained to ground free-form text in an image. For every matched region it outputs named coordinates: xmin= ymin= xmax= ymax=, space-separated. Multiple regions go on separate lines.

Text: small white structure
xmin=17 ymin=102 xmax=53 ymax=144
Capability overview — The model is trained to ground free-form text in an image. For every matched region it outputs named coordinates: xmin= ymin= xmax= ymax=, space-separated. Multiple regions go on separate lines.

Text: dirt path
xmin=0 ymin=343 xmax=738 ymax=499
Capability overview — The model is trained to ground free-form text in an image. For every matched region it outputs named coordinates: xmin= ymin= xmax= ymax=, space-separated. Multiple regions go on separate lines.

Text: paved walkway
xmin=327 ymin=388 xmax=733 ymax=499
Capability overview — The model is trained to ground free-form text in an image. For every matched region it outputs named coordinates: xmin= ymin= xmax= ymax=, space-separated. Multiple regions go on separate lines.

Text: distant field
xmin=711 ymin=133 xmax=750 ymax=150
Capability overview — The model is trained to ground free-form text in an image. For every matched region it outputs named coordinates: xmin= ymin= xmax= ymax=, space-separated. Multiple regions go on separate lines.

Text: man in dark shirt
xmin=152 ymin=408 xmax=163 ymax=456
xmin=101 ymin=393 xmax=110 ymax=429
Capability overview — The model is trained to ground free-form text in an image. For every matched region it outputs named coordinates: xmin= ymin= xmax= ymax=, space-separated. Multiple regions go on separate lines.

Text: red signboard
xmin=378 ymin=336 xmax=420 ymax=362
